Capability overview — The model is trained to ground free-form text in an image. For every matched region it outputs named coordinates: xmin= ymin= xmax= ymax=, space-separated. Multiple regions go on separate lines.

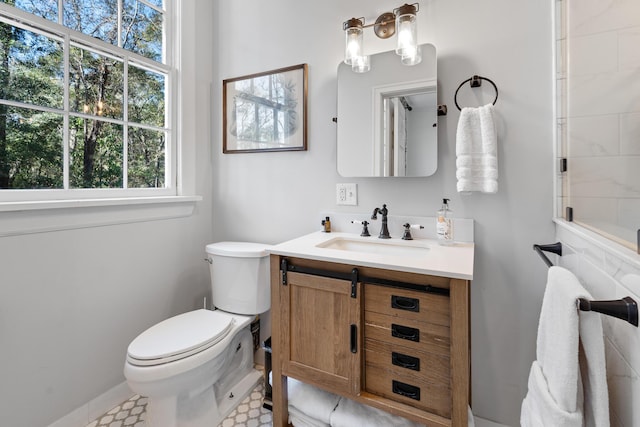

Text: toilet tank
xmin=205 ymin=242 xmax=272 ymax=315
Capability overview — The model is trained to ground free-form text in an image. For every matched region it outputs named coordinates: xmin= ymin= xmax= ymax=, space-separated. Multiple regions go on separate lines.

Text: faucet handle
xmin=402 ymin=223 xmax=424 ymax=240
xmin=351 ymin=220 xmax=371 ymax=237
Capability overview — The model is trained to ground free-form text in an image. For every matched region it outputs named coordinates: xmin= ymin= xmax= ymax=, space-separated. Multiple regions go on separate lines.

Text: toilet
xmin=124 ymin=242 xmax=271 ymax=427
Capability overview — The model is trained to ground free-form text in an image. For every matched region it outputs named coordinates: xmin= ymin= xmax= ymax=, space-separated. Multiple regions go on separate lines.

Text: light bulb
xmin=352 ymin=55 xmax=370 ymax=73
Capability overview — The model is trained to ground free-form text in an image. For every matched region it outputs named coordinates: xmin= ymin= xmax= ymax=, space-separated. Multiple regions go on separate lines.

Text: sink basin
xmin=316 ymin=237 xmax=430 ymax=257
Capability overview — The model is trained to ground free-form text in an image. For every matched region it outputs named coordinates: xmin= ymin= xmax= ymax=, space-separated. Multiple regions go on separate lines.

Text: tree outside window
xmin=0 ymin=0 xmax=170 ymax=191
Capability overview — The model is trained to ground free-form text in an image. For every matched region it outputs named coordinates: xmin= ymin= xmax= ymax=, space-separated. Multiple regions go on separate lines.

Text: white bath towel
xmin=289 ymin=405 xmax=330 ymax=427
xmin=521 ymin=266 xmax=609 ymax=427
xmin=330 ymin=396 xmax=425 ymax=427
xmin=456 ymin=104 xmax=498 ymax=193
xmin=287 ymin=378 xmax=341 ymax=425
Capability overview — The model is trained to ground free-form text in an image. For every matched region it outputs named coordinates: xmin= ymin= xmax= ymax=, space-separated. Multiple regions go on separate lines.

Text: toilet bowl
xmin=123 ymin=242 xmax=271 ymax=427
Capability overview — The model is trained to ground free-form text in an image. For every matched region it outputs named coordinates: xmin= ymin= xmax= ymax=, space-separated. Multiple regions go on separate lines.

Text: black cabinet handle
xmin=391 ymin=324 xmax=420 ymax=342
xmin=392 ymin=380 xmax=421 ymax=401
xmin=391 ymin=295 xmax=419 ymax=312
xmin=350 ymin=324 xmax=357 ymax=353
xmin=392 ymin=352 xmax=420 ymax=371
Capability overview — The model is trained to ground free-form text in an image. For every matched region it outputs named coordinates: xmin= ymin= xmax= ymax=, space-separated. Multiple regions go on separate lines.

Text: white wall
xmin=0 ymin=2 xmax=216 ymax=426
xmin=212 ymin=1 xmax=553 ymax=425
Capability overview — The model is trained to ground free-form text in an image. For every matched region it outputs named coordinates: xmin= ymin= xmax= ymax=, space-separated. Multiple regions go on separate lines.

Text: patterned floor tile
xmin=87 ymin=382 xmax=271 ymax=427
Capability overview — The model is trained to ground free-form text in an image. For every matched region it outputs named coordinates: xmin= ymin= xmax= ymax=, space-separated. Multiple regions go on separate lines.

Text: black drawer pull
xmin=392 ymin=352 xmax=420 ymax=371
xmin=392 ymin=380 xmax=421 ymax=401
xmin=350 ymin=324 xmax=357 ymax=353
xmin=391 ymin=295 xmax=419 ymax=312
xmin=391 ymin=324 xmax=420 ymax=342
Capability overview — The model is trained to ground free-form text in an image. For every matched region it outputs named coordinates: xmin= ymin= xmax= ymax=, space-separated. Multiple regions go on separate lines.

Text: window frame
xmin=0 ymin=0 xmax=177 ymax=203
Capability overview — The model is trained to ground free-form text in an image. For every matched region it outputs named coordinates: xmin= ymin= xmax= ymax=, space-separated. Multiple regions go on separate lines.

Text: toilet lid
xmin=127 ymin=309 xmax=234 ymax=366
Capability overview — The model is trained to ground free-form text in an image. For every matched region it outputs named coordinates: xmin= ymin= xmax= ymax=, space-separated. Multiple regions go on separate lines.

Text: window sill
xmin=0 ymin=195 xmax=202 ymax=237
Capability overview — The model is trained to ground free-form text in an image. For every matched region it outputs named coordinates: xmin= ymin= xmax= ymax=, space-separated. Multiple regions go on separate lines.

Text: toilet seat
xmin=127 ymin=309 xmax=235 ymax=367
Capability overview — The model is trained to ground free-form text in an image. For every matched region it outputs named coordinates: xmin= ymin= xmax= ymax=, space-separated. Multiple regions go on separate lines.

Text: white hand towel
xmin=521 ymin=266 xmax=609 ymax=427
xmin=456 ymin=104 xmax=498 ymax=193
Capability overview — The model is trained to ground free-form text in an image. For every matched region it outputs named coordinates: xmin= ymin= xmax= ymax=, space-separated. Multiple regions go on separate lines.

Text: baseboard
xmin=48 ymin=382 xmax=133 ymax=427
xmin=474 ymin=416 xmax=511 ymax=427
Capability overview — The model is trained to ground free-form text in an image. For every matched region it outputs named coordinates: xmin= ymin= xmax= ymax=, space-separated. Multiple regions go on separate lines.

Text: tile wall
xmin=556 ymin=0 xmax=640 ymax=247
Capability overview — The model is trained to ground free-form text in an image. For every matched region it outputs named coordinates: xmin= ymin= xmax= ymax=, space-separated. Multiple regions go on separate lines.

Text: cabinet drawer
xmin=364 ymin=311 xmax=450 ymax=356
xmin=364 ymin=285 xmax=450 ymax=327
xmin=364 ymin=338 xmax=450 ymax=384
xmin=365 ymin=365 xmax=451 ymax=418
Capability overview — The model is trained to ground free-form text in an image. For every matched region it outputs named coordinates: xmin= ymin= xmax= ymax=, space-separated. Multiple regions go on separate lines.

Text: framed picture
xmin=223 ymin=63 xmax=308 ymax=153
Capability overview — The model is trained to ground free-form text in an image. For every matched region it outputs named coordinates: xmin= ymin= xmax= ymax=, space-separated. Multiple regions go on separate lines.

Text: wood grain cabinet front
xmin=270 ymin=255 xmax=470 ymax=427
xmin=280 ymin=270 xmax=361 ymax=396
xmin=363 ymin=285 xmax=452 ymax=418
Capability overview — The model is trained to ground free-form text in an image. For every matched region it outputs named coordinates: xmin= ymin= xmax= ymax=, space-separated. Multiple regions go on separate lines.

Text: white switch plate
xmin=336 ymin=183 xmax=357 ymax=205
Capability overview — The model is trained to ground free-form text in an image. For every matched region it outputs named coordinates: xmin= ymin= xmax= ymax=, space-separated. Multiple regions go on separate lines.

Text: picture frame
xmin=223 ymin=63 xmax=308 ymax=153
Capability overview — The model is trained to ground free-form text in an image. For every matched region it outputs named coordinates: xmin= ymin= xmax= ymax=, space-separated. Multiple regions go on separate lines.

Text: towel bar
xmin=534 ymin=242 xmax=639 ymax=327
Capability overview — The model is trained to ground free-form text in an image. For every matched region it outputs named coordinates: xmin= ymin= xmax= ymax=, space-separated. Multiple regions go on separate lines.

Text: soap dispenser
xmin=321 ymin=216 xmax=331 ymax=233
xmin=436 ymin=199 xmax=453 ymax=244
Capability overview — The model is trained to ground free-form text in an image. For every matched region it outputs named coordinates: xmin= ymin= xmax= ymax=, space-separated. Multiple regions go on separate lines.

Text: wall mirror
xmin=337 ymin=44 xmax=437 ymax=177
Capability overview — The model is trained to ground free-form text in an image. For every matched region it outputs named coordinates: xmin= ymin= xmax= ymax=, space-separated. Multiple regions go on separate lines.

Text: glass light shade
xmin=395 ymin=12 xmax=417 ymax=57
xmin=352 ymin=55 xmax=370 ymax=73
xmin=401 ymin=44 xmax=422 ymax=66
xmin=345 ymin=26 xmax=363 ymax=65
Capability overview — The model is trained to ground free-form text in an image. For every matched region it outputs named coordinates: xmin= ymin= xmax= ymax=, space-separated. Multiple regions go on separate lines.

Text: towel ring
xmin=454 ymin=75 xmax=499 ymax=111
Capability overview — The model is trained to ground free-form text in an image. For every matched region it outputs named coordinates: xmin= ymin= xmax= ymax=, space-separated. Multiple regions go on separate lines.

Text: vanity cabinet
xmin=280 ymin=265 xmax=361 ymax=395
xmin=270 ymin=255 xmax=470 ymax=427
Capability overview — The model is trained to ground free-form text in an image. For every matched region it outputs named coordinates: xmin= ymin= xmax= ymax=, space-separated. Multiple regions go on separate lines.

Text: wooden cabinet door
xmin=281 ymin=270 xmax=361 ymax=396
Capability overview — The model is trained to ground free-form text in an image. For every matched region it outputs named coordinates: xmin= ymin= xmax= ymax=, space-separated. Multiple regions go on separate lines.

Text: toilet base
xmin=146 ymin=368 xmax=263 ymax=427
xmin=216 ymin=368 xmax=263 ymax=421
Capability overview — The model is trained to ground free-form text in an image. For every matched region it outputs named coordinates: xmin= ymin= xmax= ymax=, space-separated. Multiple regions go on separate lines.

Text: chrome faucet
xmin=371 ymin=204 xmax=391 ymax=239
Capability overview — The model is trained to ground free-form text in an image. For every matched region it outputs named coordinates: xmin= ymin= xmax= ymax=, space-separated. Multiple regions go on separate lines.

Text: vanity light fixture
xmin=343 ymin=3 xmax=420 ymax=73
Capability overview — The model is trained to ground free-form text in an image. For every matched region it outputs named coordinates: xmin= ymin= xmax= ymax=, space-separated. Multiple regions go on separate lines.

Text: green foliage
xmin=0 ymin=0 xmax=167 ymax=190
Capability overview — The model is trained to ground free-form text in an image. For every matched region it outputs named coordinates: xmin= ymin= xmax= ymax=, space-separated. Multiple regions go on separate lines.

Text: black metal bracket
xmin=437 ymin=104 xmax=447 ymax=116
xmin=578 ymin=297 xmax=638 ymax=327
xmin=566 ymin=207 xmax=574 ymax=222
xmin=533 ymin=242 xmax=562 ymax=268
xmin=560 ymin=158 xmax=568 ymax=173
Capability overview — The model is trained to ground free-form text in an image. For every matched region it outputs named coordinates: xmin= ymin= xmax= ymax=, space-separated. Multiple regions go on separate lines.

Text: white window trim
xmin=0 ymin=1 xmax=202 ymax=236
xmin=0 ymin=195 xmax=200 ymax=237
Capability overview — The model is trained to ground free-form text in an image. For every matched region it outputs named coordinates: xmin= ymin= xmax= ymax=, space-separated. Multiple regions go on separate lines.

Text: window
xmin=0 ymin=0 xmax=173 ymax=201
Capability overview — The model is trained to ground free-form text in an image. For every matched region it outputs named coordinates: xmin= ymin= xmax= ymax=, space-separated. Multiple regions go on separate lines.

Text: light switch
xmin=336 ymin=183 xmax=357 ymax=206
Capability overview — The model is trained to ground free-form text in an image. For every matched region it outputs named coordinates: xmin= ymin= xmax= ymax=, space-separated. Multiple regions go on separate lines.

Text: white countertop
xmin=269 ymin=231 xmax=474 ymax=280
